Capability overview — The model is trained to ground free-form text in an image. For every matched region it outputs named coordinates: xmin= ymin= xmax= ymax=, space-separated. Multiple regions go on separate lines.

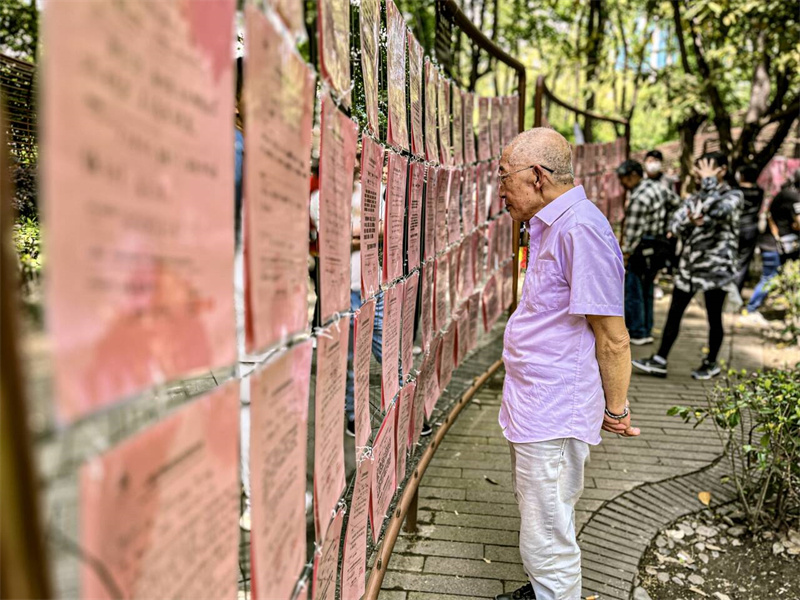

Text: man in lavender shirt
xmin=495 ymin=129 xmax=640 ymax=600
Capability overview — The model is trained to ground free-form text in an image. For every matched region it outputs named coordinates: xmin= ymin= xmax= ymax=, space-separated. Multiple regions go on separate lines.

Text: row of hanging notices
xmin=39 ymin=0 xmax=518 ymax=598
xmin=572 ymin=137 xmax=628 ymax=222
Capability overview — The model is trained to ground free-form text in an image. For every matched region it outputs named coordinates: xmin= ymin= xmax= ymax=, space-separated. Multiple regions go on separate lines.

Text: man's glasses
xmin=497 ymin=164 xmax=555 ymax=184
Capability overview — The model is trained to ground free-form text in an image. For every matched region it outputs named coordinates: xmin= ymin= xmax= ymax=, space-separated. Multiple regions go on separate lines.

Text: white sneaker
xmin=239 ymin=507 xmax=251 ymax=531
xmin=630 ymin=336 xmax=654 ymax=346
xmin=412 ymin=345 xmax=423 ymax=356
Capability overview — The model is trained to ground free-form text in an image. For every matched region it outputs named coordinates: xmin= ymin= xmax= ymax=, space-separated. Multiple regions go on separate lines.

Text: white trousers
xmin=509 ymin=438 xmax=590 ymax=600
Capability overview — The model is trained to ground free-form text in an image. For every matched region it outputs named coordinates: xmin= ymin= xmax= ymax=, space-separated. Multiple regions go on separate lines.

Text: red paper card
xmin=439 ymin=323 xmax=456 ymax=392
xmin=407 ymin=162 xmax=424 ymax=272
xmin=423 ymin=165 xmax=438 ymax=261
xmin=434 ymin=254 xmax=450 ymax=331
xmin=447 ymin=168 xmax=462 ymax=245
xmin=340 ymin=457 xmax=372 ymax=600
xmin=435 ymin=167 xmax=450 ymax=254
xmin=381 ymin=285 xmax=402 ymax=409
xmin=383 ymin=151 xmax=407 ymax=284
xmin=422 ymin=335 xmax=442 ymax=419
xmin=370 ymin=403 xmax=397 ymax=543
xmin=360 ymin=136 xmax=385 ymax=298
xmin=397 ymin=381 xmax=415 ymax=482
xmin=353 ymin=298 xmax=376 ymax=451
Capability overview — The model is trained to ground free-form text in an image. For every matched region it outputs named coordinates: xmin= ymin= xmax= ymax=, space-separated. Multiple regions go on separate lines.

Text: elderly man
xmin=495 ymin=128 xmax=639 ymax=600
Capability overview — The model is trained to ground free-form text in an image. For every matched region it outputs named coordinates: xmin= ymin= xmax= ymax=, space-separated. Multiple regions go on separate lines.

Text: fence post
xmin=404 ymin=489 xmax=419 ymax=533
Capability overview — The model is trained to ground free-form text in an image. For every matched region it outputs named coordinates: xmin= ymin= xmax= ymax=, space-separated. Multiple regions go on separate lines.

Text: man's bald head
xmin=504 ymin=128 xmax=574 ymax=185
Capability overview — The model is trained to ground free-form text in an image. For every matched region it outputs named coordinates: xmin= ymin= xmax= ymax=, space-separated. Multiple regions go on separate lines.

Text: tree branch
xmin=670 ymin=0 xmax=692 ymax=74
xmin=753 ymin=112 xmax=798 ymax=172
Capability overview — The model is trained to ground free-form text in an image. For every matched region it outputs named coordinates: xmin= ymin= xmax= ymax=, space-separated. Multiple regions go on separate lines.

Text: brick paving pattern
xmin=380 ymin=296 xmax=770 ymax=599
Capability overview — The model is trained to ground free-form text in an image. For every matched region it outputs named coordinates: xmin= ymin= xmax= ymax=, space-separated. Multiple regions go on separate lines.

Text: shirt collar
xmin=531 ymin=185 xmax=587 ymax=227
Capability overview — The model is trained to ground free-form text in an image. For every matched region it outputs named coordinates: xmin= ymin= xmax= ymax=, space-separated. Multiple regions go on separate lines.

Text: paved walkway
xmin=379 ymin=294 xmax=779 ymax=600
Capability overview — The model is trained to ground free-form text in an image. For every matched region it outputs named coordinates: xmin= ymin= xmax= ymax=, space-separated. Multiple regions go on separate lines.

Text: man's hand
xmin=601 ymin=401 xmax=641 ymax=437
xmin=693 ymin=157 xmax=723 ymax=181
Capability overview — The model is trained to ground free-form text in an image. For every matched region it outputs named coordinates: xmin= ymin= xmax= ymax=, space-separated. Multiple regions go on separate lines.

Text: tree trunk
xmin=583 ymin=0 xmax=607 ymax=143
xmin=678 ymin=111 xmax=706 ymax=194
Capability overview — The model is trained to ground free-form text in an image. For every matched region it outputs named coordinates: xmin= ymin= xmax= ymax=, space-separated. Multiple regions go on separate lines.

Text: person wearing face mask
xmin=644 ymin=149 xmax=681 ymax=213
xmin=633 ymin=152 xmax=743 ymax=380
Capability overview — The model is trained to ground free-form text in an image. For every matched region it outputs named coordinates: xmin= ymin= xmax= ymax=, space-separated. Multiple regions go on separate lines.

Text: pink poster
xmin=383 ymin=151 xmax=407 ymax=284
xmin=422 ymin=336 xmax=442 ymax=419
xmin=411 ymin=369 xmax=426 ymax=450
xmin=434 ymin=254 xmax=451 ymax=332
xmin=360 ymin=136 xmax=385 ymax=298
xmin=467 ymin=290 xmax=481 ymax=352
xmin=386 ymin=0 xmax=409 ymax=150
xmin=408 ymin=32 xmax=425 ymax=158
xmin=44 ymin=0 xmax=236 ymax=422
xmin=482 ymin=273 xmax=501 ymax=332
xmin=313 ymin=506 xmax=345 ymax=600
xmin=397 ymin=381 xmax=415 ymax=482
xmin=455 ymin=306 xmax=469 ymax=368
xmin=314 ymin=317 xmax=350 ymax=541
xmin=461 ymin=166 xmax=476 ymax=235
xmin=451 ymin=82 xmax=464 ymax=165
xmin=439 ymin=323 xmax=456 ymax=392
xmin=475 ymin=227 xmax=489 ymax=286
xmin=490 ymin=97 xmax=503 ymax=157
xmin=407 ymin=161 xmax=424 ymax=272
xmin=449 ymin=246 xmax=460 ymax=316
xmin=370 ymin=403 xmax=397 ymax=543
xmin=501 ymin=260 xmax=514 ymax=310
xmin=458 ymin=239 xmax=474 ymax=301
xmin=420 ymin=262 xmax=434 ymax=354
xmin=476 ymin=163 xmax=488 ymax=225
xmin=400 ymin=271 xmax=419 ymax=378
xmin=359 ymin=0 xmax=380 ymax=136
xmin=423 ymin=165 xmax=438 ymax=261
xmin=319 ymin=94 xmax=358 ymax=322
xmin=245 ymin=7 xmax=315 ymax=353
xmin=464 ymin=91 xmax=477 ymax=165
xmin=487 ymin=219 xmax=498 ymax=272
xmin=437 ymin=72 xmax=452 ymax=165
xmin=447 ymin=168 xmax=462 ymax=245
xmin=435 ymin=167 xmax=450 ymax=254
xmin=381 ymin=284 xmax=402 ymax=410
xmin=424 ymin=59 xmax=440 ymax=164
xmin=490 ymin=159 xmax=502 ymax=215
xmin=477 ymin=97 xmax=491 ymax=161
xmin=353 ymin=298 xmax=376 ymax=451
xmin=272 ymin=0 xmax=304 ymax=37
xmin=80 ymin=381 xmax=239 ymax=599
xmin=319 ymin=0 xmax=351 ymax=107
xmin=251 ymin=342 xmax=313 ymax=600
xmin=340 ymin=458 xmax=372 ymax=600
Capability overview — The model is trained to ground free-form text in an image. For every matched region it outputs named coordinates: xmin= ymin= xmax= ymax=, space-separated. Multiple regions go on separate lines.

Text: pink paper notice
xmin=340 ymin=458 xmax=372 ymax=600
xmin=359 ymin=0 xmax=380 ymax=136
xmin=439 ymin=323 xmax=456 ymax=392
xmin=478 ymin=97 xmax=491 ymax=161
xmin=320 ymin=94 xmax=358 ymax=322
xmin=273 ymin=0 xmax=304 ymax=37
xmin=490 ymin=97 xmax=503 ymax=157
xmin=370 ymin=404 xmax=397 ymax=543
xmin=245 ymin=7 xmax=315 ymax=353
xmin=420 ymin=262 xmax=434 ymax=354
xmin=501 ymin=261 xmax=514 ymax=310
xmin=447 ymin=169 xmax=462 ymax=245
xmin=386 ymin=0 xmax=409 ymax=150
xmin=435 ymin=168 xmax=450 ymax=253
xmin=434 ymin=254 xmax=451 ymax=332
xmin=455 ymin=306 xmax=469 ymax=368
xmin=467 ymin=291 xmax=481 ymax=352
xmin=451 ymin=82 xmax=464 ymax=165
xmin=424 ymin=59 xmax=440 ymax=164
xmin=44 ymin=0 xmax=236 ymax=422
xmin=464 ymin=92 xmax=477 ymax=165
xmin=313 ymin=506 xmax=345 ymax=600
xmin=401 ymin=271 xmax=420 ymax=378
xmin=407 ymin=162 xmax=424 ymax=272
xmin=476 ymin=163 xmax=489 ymax=225
xmin=397 ymin=381 xmax=415 ymax=482
xmin=437 ymin=73 xmax=452 ymax=165
xmin=80 ymin=381 xmax=239 ymax=599
xmin=314 ymin=317 xmax=350 ymax=541
xmin=319 ymin=0 xmax=351 ymax=107
xmin=423 ymin=165 xmax=438 ymax=261
xmin=448 ymin=247 xmax=460 ymax=317
xmin=251 ymin=341 xmax=313 ymax=600
xmin=411 ymin=369 xmax=426 ymax=450
xmin=383 ymin=151 xmax=408 ymax=284
xmin=422 ymin=336 xmax=442 ymax=419
xmin=482 ymin=273 xmax=501 ymax=332
xmin=353 ymin=298 xmax=376 ymax=451
xmin=360 ymin=136 xmax=385 ymax=298
xmin=458 ymin=239 xmax=475 ymax=301
xmin=461 ymin=165 xmax=477 ymax=234
xmin=381 ymin=284 xmax=402 ymax=409
xmin=408 ymin=32 xmax=425 ymax=158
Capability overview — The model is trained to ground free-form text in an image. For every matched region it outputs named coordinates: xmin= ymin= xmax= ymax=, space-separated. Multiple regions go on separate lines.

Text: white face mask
xmin=645 ymin=161 xmax=662 ymax=175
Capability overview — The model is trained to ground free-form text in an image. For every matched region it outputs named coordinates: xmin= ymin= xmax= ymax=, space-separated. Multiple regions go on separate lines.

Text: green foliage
xmin=669 ymin=368 xmax=800 ymax=529
xmin=766 ymin=259 xmax=800 ymax=344
xmin=0 ymin=0 xmax=38 ymax=61
xmin=10 ymin=160 xmax=37 ymax=220
xmin=13 ymin=215 xmax=41 ymax=290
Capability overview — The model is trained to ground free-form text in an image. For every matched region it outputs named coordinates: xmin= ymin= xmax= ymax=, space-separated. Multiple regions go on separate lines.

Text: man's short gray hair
xmin=506 ymin=128 xmax=574 ymax=185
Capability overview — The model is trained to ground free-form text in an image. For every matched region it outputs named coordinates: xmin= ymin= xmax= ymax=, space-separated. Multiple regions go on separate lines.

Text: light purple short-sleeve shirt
xmin=500 ymin=185 xmax=624 ymax=446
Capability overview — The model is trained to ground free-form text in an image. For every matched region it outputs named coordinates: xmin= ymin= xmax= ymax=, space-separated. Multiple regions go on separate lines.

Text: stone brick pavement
xmin=379 ymin=295 xmax=777 ymax=600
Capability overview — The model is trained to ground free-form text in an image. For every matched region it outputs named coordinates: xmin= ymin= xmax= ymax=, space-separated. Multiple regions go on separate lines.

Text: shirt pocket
xmin=526 ymin=259 xmax=568 ymax=313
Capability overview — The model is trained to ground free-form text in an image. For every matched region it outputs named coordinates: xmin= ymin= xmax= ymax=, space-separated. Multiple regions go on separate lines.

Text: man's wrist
xmin=605 ymin=400 xmax=629 ymax=419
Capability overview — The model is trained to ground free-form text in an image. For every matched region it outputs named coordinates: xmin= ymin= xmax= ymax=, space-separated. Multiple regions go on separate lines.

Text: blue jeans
xmin=625 ymin=269 xmax=654 ymax=339
xmin=345 ymin=290 xmax=383 ymax=420
xmin=746 ymin=251 xmax=781 ymax=312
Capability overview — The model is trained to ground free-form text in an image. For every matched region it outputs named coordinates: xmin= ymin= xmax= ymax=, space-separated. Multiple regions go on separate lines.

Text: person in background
xmin=645 ymin=149 xmax=681 ymax=201
xmin=734 ymin=164 xmax=765 ymax=291
xmin=617 ymin=159 xmax=669 ymax=346
xmin=633 ymin=152 xmax=743 ymax=380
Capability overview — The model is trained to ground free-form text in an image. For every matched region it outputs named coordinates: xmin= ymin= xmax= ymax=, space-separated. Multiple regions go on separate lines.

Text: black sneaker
xmin=420 ymin=422 xmax=433 ymax=437
xmin=345 ymin=417 xmax=356 ymax=437
xmin=692 ymin=359 xmax=721 ymax=380
xmin=495 ymin=582 xmax=536 ymax=600
xmin=632 ymin=355 xmax=668 ymax=377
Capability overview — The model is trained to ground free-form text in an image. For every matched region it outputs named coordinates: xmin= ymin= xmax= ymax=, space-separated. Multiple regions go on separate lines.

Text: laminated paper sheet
xmin=490 ymin=97 xmax=502 ymax=157
xmin=455 ymin=306 xmax=469 ymax=368
xmin=353 ymin=298 xmax=376 ymax=451
xmin=370 ymin=403 xmax=397 ymax=543
xmin=477 ymin=97 xmax=491 ymax=161
xmin=439 ymin=323 xmax=456 ymax=392
xmin=396 ymin=381 xmax=415 ymax=482
xmin=245 ymin=7 xmax=315 ymax=353
xmin=411 ymin=367 xmax=426 ymax=450
xmin=476 ymin=163 xmax=488 ymax=225
xmin=383 ymin=151 xmax=407 ymax=284
xmin=435 ymin=167 xmax=449 ymax=254
xmin=461 ymin=165 xmax=476 ymax=235
xmin=251 ymin=341 xmax=313 ymax=600
xmin=447 ymin=168 xmax=462 ymax=245
xmin=437 ymin=73 xmax=451 ymax=165
xmin=448 ymin=247 xmax=460 ymax=317
xmin=386 ymin=0 xmax=408 ymax=150
xmin=482 ymin=273 xmax=501 ymax=332
xmin=451 ymin=82 xmax=463 ymax=165
xmin=359 ymin=0 xmax=380 ymax=136
xmin=424 ymin=59 xmax=439 ymax=163
xmin=314 ymin=317 xmax=350 ymax=541
xmin=381 ymin=284 xmax=402 ymax=410
xmin=420 ymin=262 xmax=434 ymax=354
xmin=501 ymin=260 xmax=514 ymax=311
xmin=400 ymin=271 xmax=419 ymax=378
xmin=45 ymin=0 xmax=237 ymax=421
xmin=272 ymin=0 xmax=304 ymax=37
xmin=340 ymin=458 xmax=372 ymax=600
xmin=313 ymin=506 xmax=345 ymax=600
xmin=80 ymin=381 xmax=239 ymax=599
xmin=423 ymin=165 xmax=438 ymax=261
xmin=422 ymin=335 xmax=442 ymax=419
xmin=463 ymin=92 xmax=477 ymax=165
xmin=319 ymin=0 xmax=351 ymax=107
xmin=458 ymin=239 xmax=474 ymax=301
xmin=407 ymin=32 xmax=424 ymax=158
xmin=407 ymin=162 xmax=424 ymax=272
xmin=319 ymin=94 xmax=358 ymax=322
xmin=434 ymin=254 xmax=450 ymax=332
xmin=467 ymin=290 xmax=481 ymax=352
xmin=360 ymin=136 xmax=385 ymax=298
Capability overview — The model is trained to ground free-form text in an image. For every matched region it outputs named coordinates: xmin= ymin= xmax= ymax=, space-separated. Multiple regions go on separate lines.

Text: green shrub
xmin=11 ymin=161 xmax=38 ymax=220
xmin=13 ymin=216 xmax=41 ymax=290
xmin=669 ymin=368 xmax=800 ymax=530
xmin=766 ymin=259 xmax=800 ymax=344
